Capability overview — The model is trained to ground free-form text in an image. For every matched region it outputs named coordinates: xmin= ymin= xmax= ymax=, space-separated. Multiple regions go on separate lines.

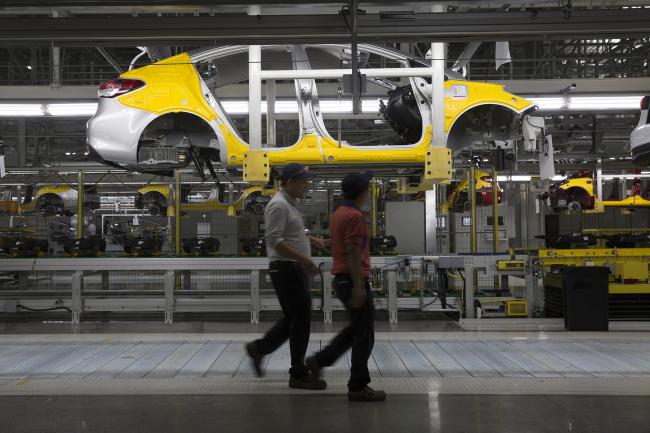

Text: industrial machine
xmin=63 ymin=236 xmax=107 ymax=257
xmin=538 ymin=248 xmax=650 ymax=320
xmin=182 ymin=237 xmax=220 ymax=256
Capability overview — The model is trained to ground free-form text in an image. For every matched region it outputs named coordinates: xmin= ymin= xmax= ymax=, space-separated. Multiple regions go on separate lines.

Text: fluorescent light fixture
xmin=525 ymin=95 xmax=643 ymax=111
xmin=223 ymin=99 xmax=383 ymax=115
xmin=569 ymin=96 xmax=642 ymax=110
xmin=0 ymin=103 xmax=45 ymax=116
xmin=220 ymin=100 xmax=249 ymax=114
xmin=497 ymin=175 xmax=531 ymax=182
xmin=528 ymin=97 xmax=565 ymax=110
xmin=47 ymin=103 xmax=98 ymax=116
xmin=0 ymin=93 xmax=640 ymax=119
xmin=551 ymin=175 xmax=567 ymax=181
xmin=602 ymin=174 xmax=650 ymax=180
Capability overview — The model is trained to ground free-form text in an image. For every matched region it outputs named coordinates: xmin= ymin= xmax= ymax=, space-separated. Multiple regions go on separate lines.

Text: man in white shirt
xmin=245 ymin=163 xmax=328 ymax=390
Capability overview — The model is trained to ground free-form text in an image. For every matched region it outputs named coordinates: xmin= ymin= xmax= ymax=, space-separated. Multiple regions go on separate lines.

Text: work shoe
xmin=305 ymin=355 xmax=322 ymax=379
xmin=289 ymin=373 xmax=327 ymax=390
xmin=348 ymin=386 xmax=387 ymax=402
xmin=245 ymin=342 xmax=265 ymax=377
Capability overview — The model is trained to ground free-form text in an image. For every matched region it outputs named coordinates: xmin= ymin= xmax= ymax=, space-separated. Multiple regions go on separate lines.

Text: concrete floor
xmin=2 ymin=394 xmax=649 ymax=433
xmin=1 ymin=321 xmax=649 ymax=432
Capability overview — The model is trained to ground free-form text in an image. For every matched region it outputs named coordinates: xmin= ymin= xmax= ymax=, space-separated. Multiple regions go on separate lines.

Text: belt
xmin=270 ymin=260 xmax=297 ymax=266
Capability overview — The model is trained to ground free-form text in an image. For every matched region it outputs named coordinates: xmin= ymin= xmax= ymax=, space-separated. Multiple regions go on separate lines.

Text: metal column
xmin=468 ymin=168 xmax=477 ymax=254
xmin=425 ymin=186 xmax=437 ymax=255
xmin=17 ymin=118 xmax=26 ymax=167
xmin=386 ymin=270 xmax=398 ymax=324
xmin=350 ymin=0 xmax=360 ymax=114
xmin=266 ymin=79 xmax=276 ymax=146
xmin=174 ymin=170 xmax=181 ymax=255
xmin=492 ymin=167 xmax=500 ymax=294
xmin=492 ymin=167 xmax=498 ymax=253
xmin=322 ymin=271 xmax=333 ymax=324
xmin=51 ymin=46 xmax=60 ymax=86
xmin=164 ymin=270 xmax=174 ymax=324
xmin=370 ymin=179 xmax=378 ymax=237
xmin=250 ymin=270 xmax=261 ymax=324
xmin=77 ymin=170 xmax=84 ymax=239
xmin=71 ymin=271 xmax=82 ymax=326
xmin=430 ymin=4 xmax=446 ymax=149
xmin=464 ymin=261 xmax=475 ymax=318
xmin=249 ymin=45 xmax=262 ymax=149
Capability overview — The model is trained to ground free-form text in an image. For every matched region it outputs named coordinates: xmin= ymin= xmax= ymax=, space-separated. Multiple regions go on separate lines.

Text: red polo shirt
xmin=330 ymin=202 xmax=371 ymax=278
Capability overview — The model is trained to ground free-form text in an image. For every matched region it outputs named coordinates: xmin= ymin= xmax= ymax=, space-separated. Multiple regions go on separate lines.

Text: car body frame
xmin=87 ymin=44 xmax=534 ymax=179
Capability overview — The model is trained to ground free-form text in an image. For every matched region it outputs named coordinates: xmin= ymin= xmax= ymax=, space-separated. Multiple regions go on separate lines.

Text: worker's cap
xmin=280 ymin=163 xmax=314 ymax=181
xmin=341 ymin=170 xmax=373 ymax=199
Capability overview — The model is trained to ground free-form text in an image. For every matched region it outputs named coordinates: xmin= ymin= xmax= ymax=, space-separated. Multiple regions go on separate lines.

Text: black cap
xmin=280 ymin=163 xmax=314 ymax=181
xmin=341 ymin=170 xmax=373 ymax=199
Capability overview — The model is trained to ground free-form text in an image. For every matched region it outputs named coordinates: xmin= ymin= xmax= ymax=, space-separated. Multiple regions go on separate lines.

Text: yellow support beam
xmin=609 ymin=284 xmax=650 ymax=294
xmin=538 ymin=248 xmax=650 ymax=266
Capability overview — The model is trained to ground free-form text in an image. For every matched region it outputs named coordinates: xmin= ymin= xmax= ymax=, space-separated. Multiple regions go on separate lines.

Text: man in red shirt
xmin=305 ymin=171 xmax=386 ymax=402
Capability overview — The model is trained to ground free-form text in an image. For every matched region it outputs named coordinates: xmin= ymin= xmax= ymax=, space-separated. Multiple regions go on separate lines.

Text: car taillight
xmin=641 ymin=96 xmax=649 ymax=110
xmin=98 ymin=79 xmax=144 ymax=98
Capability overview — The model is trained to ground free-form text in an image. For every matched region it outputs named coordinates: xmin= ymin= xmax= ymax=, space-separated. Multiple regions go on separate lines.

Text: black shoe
xmin=245 ymin=342 xmax=265 ymax=377
xmin=305 ymin=355 xmax=322 ymax=379
xmin=348 ymin=386 xmax=386 ymax=402
xmin=289 ymin=374 xmax=327 ymax=390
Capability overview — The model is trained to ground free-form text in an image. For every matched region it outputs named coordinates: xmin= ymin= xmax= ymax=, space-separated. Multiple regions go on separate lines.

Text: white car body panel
xmin=87 ymin=97 xmax=158 ymax=166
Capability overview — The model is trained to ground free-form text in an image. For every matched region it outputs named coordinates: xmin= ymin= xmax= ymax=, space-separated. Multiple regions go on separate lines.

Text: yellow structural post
xmin=492 ymin=167 xmax=498 ymax=253
xmin=370 ymin=179 xmax=378 ymax=237
xmin=469 ymin=167 xmax=477 ymax=254
xmin=77 ymin=170 xmax=84 ymax=239
xmin=174 ymin=169 xmax=181 ymax=256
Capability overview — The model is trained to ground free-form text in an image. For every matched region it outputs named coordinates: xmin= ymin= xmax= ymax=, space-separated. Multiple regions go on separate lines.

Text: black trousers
xmin=253 ymin=260 xmax=311 ymax=378
xmin=314 ymin=274 xmax=375 ymax=391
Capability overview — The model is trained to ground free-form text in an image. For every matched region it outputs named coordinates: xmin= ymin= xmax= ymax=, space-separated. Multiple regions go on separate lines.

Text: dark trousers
xmin=253 ymin=260 xmax=311 ymax=378
xmin=314 ymin=274 xmax=375 ymax=391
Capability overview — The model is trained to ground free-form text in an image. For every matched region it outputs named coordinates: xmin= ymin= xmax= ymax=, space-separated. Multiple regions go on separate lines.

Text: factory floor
xmin=1 ymin=319 xmax=650 ymax=433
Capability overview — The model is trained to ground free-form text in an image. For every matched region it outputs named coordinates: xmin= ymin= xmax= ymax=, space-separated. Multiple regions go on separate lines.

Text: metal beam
xmin=95 ymin=47 xmax=124 ymax=74
xmin=0 ymin=1 xmax=635 ymax=8
xmin=2 ymin=9 xmax=650 ymax=46
xmin=2 ymin=78 xmax=650 ymax=101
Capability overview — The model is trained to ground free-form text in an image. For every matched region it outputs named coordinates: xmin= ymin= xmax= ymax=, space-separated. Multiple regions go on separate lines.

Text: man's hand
xmin=348 ymin=286 xmax=367 ymax=308
xmin=310 ymin=236 xmax=331 ymax=251
xmin=299 ymin=257 xmax=318 ymax=274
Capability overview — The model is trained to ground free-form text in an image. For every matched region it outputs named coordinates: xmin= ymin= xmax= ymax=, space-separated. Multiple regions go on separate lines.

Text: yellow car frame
xmin=135 ymin=184 xmax=276 ymax=216
xmin=445 ymin=169 xmax=502 ymax=212
xmin=544 ymin=172 xmax=650 ymax=212
xmin=87 ymin=44 xmax=534 ymax=184
xmin=21 ymin=185 xmax=100 ymax=216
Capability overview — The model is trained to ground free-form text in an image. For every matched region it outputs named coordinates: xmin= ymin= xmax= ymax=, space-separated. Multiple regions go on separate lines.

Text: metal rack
xmin=0 ymin=256 xmax=420 ymax=326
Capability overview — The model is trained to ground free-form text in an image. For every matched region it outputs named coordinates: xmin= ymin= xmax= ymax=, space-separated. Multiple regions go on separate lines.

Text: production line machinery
xmin=0 ymin=253 xmax=540 ymax=327
xmin=537 ymin=248 xmax=650 ymax=320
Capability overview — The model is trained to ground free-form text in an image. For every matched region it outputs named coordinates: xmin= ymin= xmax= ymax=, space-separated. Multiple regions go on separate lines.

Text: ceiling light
xmin=528 ymin=97 xmax=565 ymax=110
xmin=569 ymin=96 xmax=642 ymax=110
xmin=0 ymin=103 xmax=44 ymax=116
xmin=47 ymin=103 xmax=98 ymax=116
